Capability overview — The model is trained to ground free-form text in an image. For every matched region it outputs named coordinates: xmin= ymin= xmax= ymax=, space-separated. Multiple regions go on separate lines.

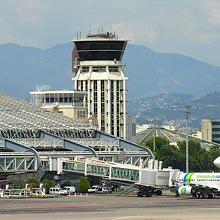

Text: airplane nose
xmin=214 ymin=156 xmax=220 ymax=168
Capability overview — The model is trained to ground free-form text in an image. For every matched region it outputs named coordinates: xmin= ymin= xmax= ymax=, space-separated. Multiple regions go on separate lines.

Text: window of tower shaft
xmin=109 ymin=66 xmax=119 ymax=72
xmin=92 ymin=66 xmax=106 ymax=72
xmin=81 ymin=67 xmax=90 ymax=72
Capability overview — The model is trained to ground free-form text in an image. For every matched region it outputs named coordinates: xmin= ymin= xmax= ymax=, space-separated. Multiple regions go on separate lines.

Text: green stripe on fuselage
xmin=187 ymin=173 xmax=194 ymax=184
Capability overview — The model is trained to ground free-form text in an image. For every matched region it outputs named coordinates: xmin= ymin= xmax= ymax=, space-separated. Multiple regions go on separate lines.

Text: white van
xmin=49 ymin=187 xmax=65 ymax=195
xmin=63 ymin=186 xmax=76 ymax=195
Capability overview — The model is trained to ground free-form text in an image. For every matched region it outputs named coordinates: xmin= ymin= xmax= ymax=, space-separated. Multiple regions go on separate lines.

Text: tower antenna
xmin=89 ymin=24 xmax=91 ymax=35
xmin=76 ymin=24 xmax=79 ymax=39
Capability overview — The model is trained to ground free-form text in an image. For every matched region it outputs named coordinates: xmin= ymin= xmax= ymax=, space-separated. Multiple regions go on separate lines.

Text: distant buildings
xmin=126 ymin=116 xmax=136 ymax=143
xmin=136 ymin=124 xmax=151 ymax=133
xmin=201 ymin=119 xmax=220 ymax=143
xmin=191 ymin=131 xmax=202 ymax=139
xmin=30 ymin=85 xmax=88 ymax=123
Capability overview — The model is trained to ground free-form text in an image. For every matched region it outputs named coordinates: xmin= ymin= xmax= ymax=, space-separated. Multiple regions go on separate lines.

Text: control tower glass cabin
xmin=72 ymin=32 xmax=128 ymax=139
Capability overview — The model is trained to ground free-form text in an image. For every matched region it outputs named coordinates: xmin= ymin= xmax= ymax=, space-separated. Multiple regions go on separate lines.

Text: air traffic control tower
xmin=72 ymin=32 xmax=128 ymax=139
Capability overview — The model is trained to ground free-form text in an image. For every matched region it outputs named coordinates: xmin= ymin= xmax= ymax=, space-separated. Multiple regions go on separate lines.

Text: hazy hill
xmin=125 ymin=45 xmax=220 ymax=99
xmin=128 ymin=93 xmax=194 ymax=115
xmin=0 ymin=43 xmax=73 ymax=101
xmin=1 ymin=42 xmax=220 ymax=100
xmin=129 ymin=92 xmax=220 ymax=128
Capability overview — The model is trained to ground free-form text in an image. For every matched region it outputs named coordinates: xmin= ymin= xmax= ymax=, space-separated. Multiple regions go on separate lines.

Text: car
xmin=88 ymin=185 xmax=102 ymax=193
xmin=2 ymin=190 xmax=11 ymax=197
xmin=98 ymin=187 xmax=112 ymax=194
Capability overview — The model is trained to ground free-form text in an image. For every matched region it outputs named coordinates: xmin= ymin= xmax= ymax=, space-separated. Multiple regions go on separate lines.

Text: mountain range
xmin=1 ymin=42 xmax=220 ymax=101
xmin=128 ymin=92 xmax=220 ymax=128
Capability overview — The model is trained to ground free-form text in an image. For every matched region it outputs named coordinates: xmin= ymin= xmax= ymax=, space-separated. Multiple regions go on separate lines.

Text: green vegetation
xmin=42 ymin=178 xmax=55 ymax=193
xmin=26 ymin=177 xmax=40 ymax=188
xmin=143 ymin=137 xmax=220 ymax=172
xmin=79 ymin=176 xmax=90 ymax=193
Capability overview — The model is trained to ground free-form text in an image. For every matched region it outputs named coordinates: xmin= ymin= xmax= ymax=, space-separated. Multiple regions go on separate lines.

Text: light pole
xmin=184 ymin=104 xmax=191 ymax=173
xmin=153 ymin=126 xmax=156 ymax=160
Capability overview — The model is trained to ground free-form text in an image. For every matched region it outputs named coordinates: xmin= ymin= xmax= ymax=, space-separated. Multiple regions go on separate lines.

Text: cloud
xmin=0 ymin=0 xmax=220 ymax=65
xmin=0 ymin=19 xmax=14 ymax=43
xmin=17 ymin=0 xmax=44 ymax=25
xmin=199 ymin=0 xmax=220 ymax=26
xmin=190 ymin=31 xmax=219 ymax=44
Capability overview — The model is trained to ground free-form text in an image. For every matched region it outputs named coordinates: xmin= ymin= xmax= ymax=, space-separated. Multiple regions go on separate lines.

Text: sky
xmin=1 ymin=0 xmax=220 ymax=66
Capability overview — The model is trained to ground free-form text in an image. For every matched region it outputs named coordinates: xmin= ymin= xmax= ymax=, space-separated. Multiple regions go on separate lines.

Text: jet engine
xmin=214 ymin=156 xmax=220 ymax=168
xmin=178 ymin=186 xmax=192 ymax=196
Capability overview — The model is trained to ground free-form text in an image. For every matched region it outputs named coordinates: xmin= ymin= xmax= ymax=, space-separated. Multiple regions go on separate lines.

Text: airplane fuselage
xmin=178 ymin=172 xmax=220 ymax=189
xmin=177 ymin=172 xmax=220 ymax=198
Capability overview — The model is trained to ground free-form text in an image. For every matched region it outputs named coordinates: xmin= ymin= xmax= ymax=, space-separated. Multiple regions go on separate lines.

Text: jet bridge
xmin=57 ymin=158 xmax=175 ymax=187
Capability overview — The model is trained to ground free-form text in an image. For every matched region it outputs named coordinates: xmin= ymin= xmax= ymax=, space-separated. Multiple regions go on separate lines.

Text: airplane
xmin=174 ymin=156 xmax=220 ymax=199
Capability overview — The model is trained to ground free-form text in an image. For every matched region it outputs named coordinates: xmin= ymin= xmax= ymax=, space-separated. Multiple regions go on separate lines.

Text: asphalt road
xmin=0 ymin=194 xmax=220 ymax=220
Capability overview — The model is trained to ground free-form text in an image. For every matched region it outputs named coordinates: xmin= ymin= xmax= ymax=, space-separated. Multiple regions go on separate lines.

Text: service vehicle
xmin=88 ymin=185 xmax=102 ymax=193
xmin=49 ymin=187 xmax=67 ymax=195
xmin=62 ymin=186 xmax=76 ymax=195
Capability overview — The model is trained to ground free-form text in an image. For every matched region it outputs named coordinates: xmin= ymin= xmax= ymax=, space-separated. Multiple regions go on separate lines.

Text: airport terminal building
xmin=0 ymin=92 xmax=152 ymax=186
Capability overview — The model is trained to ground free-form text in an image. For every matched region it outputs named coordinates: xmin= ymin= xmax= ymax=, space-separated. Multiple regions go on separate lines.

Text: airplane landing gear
xmin=193 ymin=190 xmax=215 ymax=199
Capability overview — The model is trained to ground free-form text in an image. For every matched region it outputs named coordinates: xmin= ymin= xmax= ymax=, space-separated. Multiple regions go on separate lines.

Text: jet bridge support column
xmin=138 ymin=159 xmax=143 ymax=184
xmin=85 ymin=158 xmax=89 ymax=176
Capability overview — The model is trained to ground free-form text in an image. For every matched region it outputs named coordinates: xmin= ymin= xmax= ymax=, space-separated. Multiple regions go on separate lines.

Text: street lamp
xmin=153 ymin=126 xmax=156 ymax=160
xmin=184 ymin=104 xmax=191 ymax=173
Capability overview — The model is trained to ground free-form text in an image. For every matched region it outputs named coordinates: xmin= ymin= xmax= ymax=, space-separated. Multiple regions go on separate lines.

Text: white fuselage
xmin=178 ymin=172 xmax=220 ymax=190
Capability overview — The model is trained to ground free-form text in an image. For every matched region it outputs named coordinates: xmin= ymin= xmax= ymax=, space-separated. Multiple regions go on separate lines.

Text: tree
xmin=143 ymin=138 xmax=219 ymax=172
xmin=26 ymin=177 xmax=40 ymax=188
xmin=145 ymin=137 xmax=170 ymax=151
xmin=42 ymin=178 xmax=55 ymax=194
xmin=159 ymin=144 xmax=184 ymax=170
xmin=144 ymin=137 xmax=181 ymax=168
xmin=79 ymin=176 xmax=90 ymax=193
xmin=144 ymin=137 xmax=170 ymax=159
xmin=178 ymin=140 xmax=214 ymax=172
